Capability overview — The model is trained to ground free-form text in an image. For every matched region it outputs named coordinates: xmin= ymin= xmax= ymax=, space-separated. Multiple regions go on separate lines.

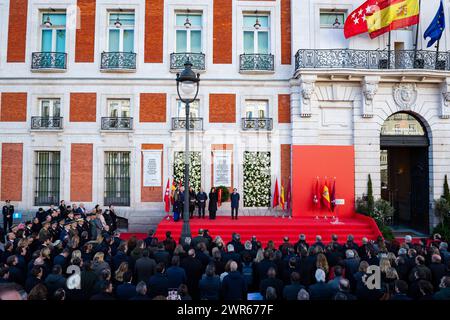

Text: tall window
xmin=39 ymin=99 xmax=61 ymax=118
xmin=175 ymin=12 xmax=202 ymax=53
xmin=177 ymin=100 xmax=199 ymax=118
xmin=35 ymin=151 xmax=60 ymax=206
xmin=107 ymin=99 xmax=130 ymax=118
xmin=40 ymin=12 xmax=66 ymax=52
xmin=319 ymin=9 xmax=348 ymax=49
xmin=245 ymin=100 xmax=269 ymax=118
xmin=104 ymin=152 xmax=130 ymax=206
xmin=108 ymin=12 xmax=135 ymax=52
xmin=243 ymin=14 xmax=269 ymax=54
xmin=39 ymin=98 xmax=61 ymax=118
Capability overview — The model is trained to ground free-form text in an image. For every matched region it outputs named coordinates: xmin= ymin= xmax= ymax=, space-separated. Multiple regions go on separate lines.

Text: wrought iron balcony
xmin=241 ymin=118 xmax=273 ymax=131
xmin=100 ymin=52 xmax=136 ymax=71
xmin=31 ymin=117 xmax=63 ymax=130
xmin=170 ymin=53 xmax=205 ymax=71
xmin=239 ymin=54 xmax=275 ymax=72
xmin=295 ymin=49 xmax=450 ymax=71
xmin=31 ymin=52 xmax=67 ymax=70
xmin=171 ymin=117 xmax=203 ymax=130
xmin=101 ymin=117 xmax=133 ymax=130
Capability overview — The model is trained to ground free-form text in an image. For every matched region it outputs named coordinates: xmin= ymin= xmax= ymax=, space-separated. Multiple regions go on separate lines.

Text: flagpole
xmin=413 ymin=0 xmax=422 ymax=63
xmin=387 ymin=31 xmax=392 ymax=69
xmin=436 ymin=39 xmax=441 ymax=68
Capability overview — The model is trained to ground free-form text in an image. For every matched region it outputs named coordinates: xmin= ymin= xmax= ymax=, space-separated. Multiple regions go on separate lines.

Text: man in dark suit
xmin=134 ymin=249 xmax=156 ymax=283
xmin=2 ymin=200 xmax=14 ymax=233
xmin=308 ymin=269 xmax=334 ymax=300
xmin=230 ymin=188 xmax=240 ymax=220
xmin=116 ymin=271 xmax=136 ymax=300
xmin=147 ymin=263 xmax=169 ymax=299
xmin=259 ymin=268 xmax=284 ymax=300
xmin=221 ymin=261 xmax=247 ymax=300
xmin=196 ymin=188 xmax=208 ymax=218
xmin=180 ymin=249 xmax=203 ymax=300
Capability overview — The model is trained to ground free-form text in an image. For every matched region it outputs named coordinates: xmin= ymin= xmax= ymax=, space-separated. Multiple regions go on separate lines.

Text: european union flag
xmin=424 ymin=0 xmax=446 ymax=48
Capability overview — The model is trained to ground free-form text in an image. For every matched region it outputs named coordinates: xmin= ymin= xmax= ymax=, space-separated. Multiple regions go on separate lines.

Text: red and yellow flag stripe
xmin=367 ymin=0 xmax=420 ymax=38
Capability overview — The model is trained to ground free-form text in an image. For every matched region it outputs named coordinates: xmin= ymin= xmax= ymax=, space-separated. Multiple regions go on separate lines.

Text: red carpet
xmin=121 ymin=214 xmax=382 ymax=246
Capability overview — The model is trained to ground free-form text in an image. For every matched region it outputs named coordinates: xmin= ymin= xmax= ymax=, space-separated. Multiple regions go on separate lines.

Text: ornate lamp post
xmin=176 ymin=60 xmax=200 ymax=243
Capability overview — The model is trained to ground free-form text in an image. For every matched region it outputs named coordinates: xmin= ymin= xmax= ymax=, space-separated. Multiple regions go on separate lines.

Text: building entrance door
xmin=380 ymin=112 xmax=429 ymax=233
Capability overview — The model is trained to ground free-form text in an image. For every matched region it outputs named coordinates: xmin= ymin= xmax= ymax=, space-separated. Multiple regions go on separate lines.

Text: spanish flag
xmin=280 ymin=183 xmax=285 ymax=210
xmin=322 ymin=182 xmax=331 ymax=211
xmin=366 ymin=0 xmax=420 ymax=39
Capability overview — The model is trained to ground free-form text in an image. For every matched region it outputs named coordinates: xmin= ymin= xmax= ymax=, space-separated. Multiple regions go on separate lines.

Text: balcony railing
xmin=31 ymin=52 xmax=67 ymax=70
xmin=100 ymin=52 xmax=136 ymax=71
xmin=31 ymin=117 xmax=63 ymax=130
xmin=101 ymin=117 xmax=133 ymax=130
xmin=242 ymin=118 xmax=273 ymax=131
xmin=170 ymin=53 xmax=205 ymax=71
xmin=239 ymin=54 xmax=274 ymax=72
xmin=172 ymin=117 xmax=203 ymax=130
xmin=295 ymin=49 xmax=450 ymax=71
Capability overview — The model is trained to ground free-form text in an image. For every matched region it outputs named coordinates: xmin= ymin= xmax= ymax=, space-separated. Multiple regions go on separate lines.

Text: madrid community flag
xmin=164 ymin=179 xmax=171 ymax=213
xmin=366 ymin=0 xmax=420 ymax=39
xmin=280 ymin=183 xmax=286 ymax=210
xmin=313 ymin=178 xmax=321 ymax=206
xmin=344 ymin=0 xmax=378 ymax=38
xmin=273 ymin=178 xmax=280 ymax=208
xmin=322 ymin=181 xmax=331 ymax=211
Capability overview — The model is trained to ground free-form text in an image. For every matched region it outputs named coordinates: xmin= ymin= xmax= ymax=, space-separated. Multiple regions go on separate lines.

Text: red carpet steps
xmin=121 ymin=214 xmax=382 ymax=246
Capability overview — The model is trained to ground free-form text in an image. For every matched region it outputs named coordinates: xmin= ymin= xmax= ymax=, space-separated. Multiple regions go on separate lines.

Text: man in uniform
xmin=2 ymin=200 xmax=14 ymax=233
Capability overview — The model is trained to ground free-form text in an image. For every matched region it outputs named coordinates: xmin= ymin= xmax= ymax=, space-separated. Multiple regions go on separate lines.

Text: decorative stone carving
xmin=441 ymin=78 xmax=450 ymax=119
xmin=393 ymin=83 xmax=417 ymax=110
xmin=361 ymin=79 xmax=379 ymax=118
xmin=299 ymin=78 xmax=316 ymax=118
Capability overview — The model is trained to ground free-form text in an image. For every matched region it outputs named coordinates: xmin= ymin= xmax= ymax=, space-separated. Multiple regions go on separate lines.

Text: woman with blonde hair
xmin=379 ymin=257 xmax=391 ymax=282
xmin=40 ymin=247 xmax=51 ymax=260
xmin=316 ymin=253 xmax=329 ymax=275
xmin=71 ymin=250 xmax=82 ymax=264
xmin=386 ymin=252 xmax=397 ymax=267
xmin=380 ymin=267 xmax=399 ymax=300
xmin=114 ymin=261 xmax=129 ymax=285
xmin=254 ymin=248 xmax=265 ymax=263
xmin=92 ymin=251 xmax=111 ymax=276
xmin=220 ymin=260 xmax=233 ymax=282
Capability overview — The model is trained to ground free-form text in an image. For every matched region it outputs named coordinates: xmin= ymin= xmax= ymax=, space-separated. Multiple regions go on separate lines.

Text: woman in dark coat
xmin=189 ymin=187 xmax=196 ymax=219
xmin=173 ymin=189 xmax=181 ymax=222
xmin=208 ymin=188 xmax=218 ymax=220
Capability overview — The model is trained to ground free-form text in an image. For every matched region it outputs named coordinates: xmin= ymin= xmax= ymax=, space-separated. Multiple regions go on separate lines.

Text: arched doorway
xmin=380 ymin=112 xmax=429 ymax=233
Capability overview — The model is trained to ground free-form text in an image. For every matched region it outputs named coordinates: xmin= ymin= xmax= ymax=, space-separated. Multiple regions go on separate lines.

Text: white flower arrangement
xmin=173 ymin=151 xmax=202 ymax=192
xmin=243 ymin=151 xmax=271 ymax=207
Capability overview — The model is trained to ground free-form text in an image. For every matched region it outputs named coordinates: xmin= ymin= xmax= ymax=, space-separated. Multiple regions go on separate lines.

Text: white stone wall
xmin=0 ymin=1 xmax=296 ymax=223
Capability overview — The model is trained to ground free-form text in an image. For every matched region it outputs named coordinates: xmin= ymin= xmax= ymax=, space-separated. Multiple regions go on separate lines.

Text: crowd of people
xmin=1 ymin=200 xmax=450 ymax=301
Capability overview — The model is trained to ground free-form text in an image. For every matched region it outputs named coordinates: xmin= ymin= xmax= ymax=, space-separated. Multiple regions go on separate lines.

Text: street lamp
xmin=176 ymin=60 xmax=200 ymax=243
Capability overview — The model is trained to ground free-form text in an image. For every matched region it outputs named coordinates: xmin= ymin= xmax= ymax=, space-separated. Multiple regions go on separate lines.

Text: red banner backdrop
xmin=292 ymin=145 xmax=355 ymax=218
